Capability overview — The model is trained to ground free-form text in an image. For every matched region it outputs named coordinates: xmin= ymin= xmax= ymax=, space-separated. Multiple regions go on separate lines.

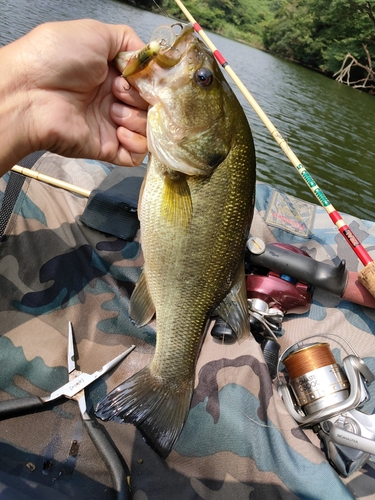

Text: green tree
xmin=263 ymin=0 xmax=375 ymax=77
xmin=311 ymin=0 xmax=375 ymax=74
xmin=164 ymin=0 xmax=275 ymax=45
xmin=262 ymin=0 xmax=324 ymax=66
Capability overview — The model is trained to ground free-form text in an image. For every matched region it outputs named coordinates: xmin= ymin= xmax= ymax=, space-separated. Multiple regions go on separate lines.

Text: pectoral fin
xmin=213 ymin=264 xmax=249 ymax=341
xmin=161 ymin=174 xmax=192 ymax=227
xmin=129 ymin=271 xmax=155 ymax=326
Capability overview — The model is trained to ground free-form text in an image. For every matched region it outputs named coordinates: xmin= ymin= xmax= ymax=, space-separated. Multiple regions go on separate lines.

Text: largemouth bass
xmin=96 ymin=23 xmax=256 ymax=458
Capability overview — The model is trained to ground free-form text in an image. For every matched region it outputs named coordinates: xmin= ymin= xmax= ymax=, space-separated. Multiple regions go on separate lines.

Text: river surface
xmin=1 ymin=0 xmax=374 ymax=220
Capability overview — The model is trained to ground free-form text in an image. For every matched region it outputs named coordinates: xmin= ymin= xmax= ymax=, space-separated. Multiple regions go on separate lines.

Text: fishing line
xmin=220 ymin=345 xmax=274 ymax=430
xmin=151 ymin=0 xmax=170 ymax=19
xmin=214 ymin=331 xmax=290 ymax=432
xmin=173 ymin=0 xmax=375 ymax=298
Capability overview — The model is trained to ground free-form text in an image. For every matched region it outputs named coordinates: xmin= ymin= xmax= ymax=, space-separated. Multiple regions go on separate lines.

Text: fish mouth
xmin=115 ymin=23 xmax=226 ymax=176
xmin=115 ymin=23 xmax=194 ymax=78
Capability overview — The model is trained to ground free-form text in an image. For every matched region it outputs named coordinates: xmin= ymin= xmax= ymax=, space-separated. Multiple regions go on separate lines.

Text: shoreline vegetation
xmin=126 ymin=0 xmax=375 ymax=93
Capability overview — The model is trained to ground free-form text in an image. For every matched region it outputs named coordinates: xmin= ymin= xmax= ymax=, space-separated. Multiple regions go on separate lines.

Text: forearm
xmin=0 ymin=39 xmax=34 ymax=177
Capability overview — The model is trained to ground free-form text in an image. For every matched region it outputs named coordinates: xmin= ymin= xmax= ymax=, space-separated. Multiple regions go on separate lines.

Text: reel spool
xmin=282 ymin=343 xmax=350 ymax=415
xmin=278 ymin=338 xmax=375 ymax=427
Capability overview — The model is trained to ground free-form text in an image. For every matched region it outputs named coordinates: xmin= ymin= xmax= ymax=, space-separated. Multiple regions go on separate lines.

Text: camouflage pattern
xmin=1 ymin=152 xmax=375 ymax=499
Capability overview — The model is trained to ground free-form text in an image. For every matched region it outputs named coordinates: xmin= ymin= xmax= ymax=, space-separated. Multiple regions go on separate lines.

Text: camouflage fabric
xmin=1 ymin=152 xmax=375 ymax=499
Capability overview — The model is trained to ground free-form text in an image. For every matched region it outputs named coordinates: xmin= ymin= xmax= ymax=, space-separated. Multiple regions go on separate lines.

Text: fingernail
xmin=112 ymin=102 xmax=132 ymax=118
xmin=114 ymin=76 xmax=130 ymax=92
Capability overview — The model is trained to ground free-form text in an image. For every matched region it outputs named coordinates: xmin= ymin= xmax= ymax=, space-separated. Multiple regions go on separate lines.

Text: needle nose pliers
xmin=0 ymin=322 xmax=135 ymax=500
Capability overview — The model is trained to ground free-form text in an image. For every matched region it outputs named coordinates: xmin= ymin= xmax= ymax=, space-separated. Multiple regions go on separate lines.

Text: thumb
xmin=104 ymin=23 xmax=146 ymax=61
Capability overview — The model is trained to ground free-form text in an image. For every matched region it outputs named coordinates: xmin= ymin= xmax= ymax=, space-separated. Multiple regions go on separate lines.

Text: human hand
xmin=0 ymin=19 xmax=149 ymax=175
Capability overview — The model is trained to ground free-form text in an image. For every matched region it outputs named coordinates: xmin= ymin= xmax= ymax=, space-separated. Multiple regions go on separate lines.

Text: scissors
xmin=0 ymin=322 xmax=135 ymax=500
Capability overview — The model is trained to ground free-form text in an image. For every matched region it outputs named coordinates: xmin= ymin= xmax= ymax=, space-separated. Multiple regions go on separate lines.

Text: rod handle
xmin=358 ymin=261 xmax=375 ymax=299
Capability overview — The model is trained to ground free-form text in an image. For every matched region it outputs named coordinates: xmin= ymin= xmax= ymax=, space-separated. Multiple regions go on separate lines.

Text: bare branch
xmin=333 ymin=45 xmax=375 ymax=90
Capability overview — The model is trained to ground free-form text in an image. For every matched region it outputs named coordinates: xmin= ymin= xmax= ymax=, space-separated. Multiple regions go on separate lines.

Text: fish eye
xmin=195 ymin=68 xmax=213 ymax=87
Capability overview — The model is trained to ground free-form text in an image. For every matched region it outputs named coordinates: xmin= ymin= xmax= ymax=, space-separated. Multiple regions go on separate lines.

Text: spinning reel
xmin=278 ymin=338 xmax=375 ymax=477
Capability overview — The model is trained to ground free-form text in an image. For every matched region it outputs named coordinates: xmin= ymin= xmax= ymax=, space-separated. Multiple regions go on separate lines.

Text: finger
xmin=110 ymin=102 xmax=147 ymax=136
xmin=114 ymin=146 xmax=147 ymax=167
xmin=111 ymin=146 xmax=146 ymax=167
xmin=112 ymin=76 xmax=149 ymax=110
xmin=108 ymin=24 xmax=145 ymax=58
xmin=117 ymin=127 xmax=148 ymax=156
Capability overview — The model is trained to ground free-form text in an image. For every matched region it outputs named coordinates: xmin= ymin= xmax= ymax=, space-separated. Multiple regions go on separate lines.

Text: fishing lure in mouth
xmin=118 ymin=40 xmax=161 ymax=78
xmin=116 ymin=23 xmax=186 ymax=77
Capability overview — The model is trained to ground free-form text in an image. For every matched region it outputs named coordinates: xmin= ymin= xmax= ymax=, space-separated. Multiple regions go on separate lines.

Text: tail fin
xmin=95 ymin=366 xmax=193 ymax=458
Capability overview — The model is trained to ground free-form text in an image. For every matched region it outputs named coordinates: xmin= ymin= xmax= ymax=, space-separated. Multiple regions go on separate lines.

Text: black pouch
xmin=80 ymin=165 xmax=146 ymax=241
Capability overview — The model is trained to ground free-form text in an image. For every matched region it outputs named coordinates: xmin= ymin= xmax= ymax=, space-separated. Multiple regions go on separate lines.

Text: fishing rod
xmin=174 ymin=0 xmax=375 ymax=299
xmin=11 ymin=165 xmax=90 ymax=197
